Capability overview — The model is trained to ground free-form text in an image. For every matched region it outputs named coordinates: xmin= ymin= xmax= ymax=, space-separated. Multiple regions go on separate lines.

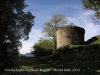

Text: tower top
xmin=56 ymin=25 xmax=85 ymax=48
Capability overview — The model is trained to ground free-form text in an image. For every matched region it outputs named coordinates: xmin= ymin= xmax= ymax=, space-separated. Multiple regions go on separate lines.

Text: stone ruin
xmin=56 ymin=25 xmax=85 ymax=48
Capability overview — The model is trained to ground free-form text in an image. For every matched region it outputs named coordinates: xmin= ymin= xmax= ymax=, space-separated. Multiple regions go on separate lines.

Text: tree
xmin=42 ymin=14 xmax=67 ymax=50
xmin=0 ymin=0 xmax=35 ymax=71
xmin=82 ymin=0 xmax=100 ymax=24
xmin=31 ymin=38 xmax=54 ymax=56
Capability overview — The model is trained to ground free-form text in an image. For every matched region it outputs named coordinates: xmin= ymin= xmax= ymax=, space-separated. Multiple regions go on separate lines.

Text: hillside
xmin=85 ymin=35 xmax=100 ymax=45
xmin=3 ymin=56 xmax=100 ymax=75
xmin=19 ymin=53 xmax=34 ymax=57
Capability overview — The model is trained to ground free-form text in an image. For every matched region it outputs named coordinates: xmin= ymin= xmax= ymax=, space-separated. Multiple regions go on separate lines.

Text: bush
xmin=52 ymin=44 xmax=100 ymax=61
xmin=32 ymin=44 xmax=53 ymax=56
xmin=0 ymin=43 xmax=19 ymax=71
xmin=31 ymin=38 xmax=54 ymax=57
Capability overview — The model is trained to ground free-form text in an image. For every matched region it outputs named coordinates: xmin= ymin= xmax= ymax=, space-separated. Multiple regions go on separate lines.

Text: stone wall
xmin=56 ymin=25 xmax=85 ymax=48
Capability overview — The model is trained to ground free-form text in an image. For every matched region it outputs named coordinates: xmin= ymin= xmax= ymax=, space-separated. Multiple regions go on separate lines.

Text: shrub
xmin=31 ymin=38 xmax=54 ymax=57
xmin=32 ymin=44 xmax=53 ymax=56
xmin=0 ymin=48 xmax=19 ymax=71
xmin=52 ymin=45 xmax=100 ymax=61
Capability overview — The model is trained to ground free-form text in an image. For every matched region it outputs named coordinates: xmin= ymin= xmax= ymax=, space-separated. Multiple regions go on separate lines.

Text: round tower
xmin=56 ymin=25 xmax=85 ymax=48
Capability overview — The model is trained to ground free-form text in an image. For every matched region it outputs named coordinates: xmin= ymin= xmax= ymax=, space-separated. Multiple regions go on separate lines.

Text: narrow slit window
xmin=68 ymin=36 xmax=70 ymax=38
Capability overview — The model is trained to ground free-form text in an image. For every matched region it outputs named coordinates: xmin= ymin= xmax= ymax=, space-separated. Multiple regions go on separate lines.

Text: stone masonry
xmin=56 ymin=25 xmax=85 ymax=48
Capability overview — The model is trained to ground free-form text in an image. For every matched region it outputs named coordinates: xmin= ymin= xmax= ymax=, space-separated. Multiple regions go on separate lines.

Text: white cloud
xmin=56 ymin=4 xmax=82 ymax=10
xmin=68 ymin=10 xmax=100 ymax=41
xmin=20 ymin=10 xmax=100 ymax=54
xmin=20 ymin=1 xmax=100 ymax=54
xmin=29 ymin=29 xmax=43 ymax=42
xmin=19 ymin=41 xmax=34 ymax=54
xmin=19 ymin=29 xmax=43 ymax=54
xmin=84 ymin=23 xmax=100 ymax=41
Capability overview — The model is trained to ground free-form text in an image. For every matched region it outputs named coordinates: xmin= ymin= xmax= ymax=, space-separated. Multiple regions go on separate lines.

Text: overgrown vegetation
xmin=0 ymin=0 xmax=35 ymax=72
xmin=53 ymin=35 xmax=100 ymax=61
xmin=2 ymin=56 xmax=100 ymax=75
xmin=31 ymin=38 xmax=54 ymax=56
xmin=42 ymin=14 xmax=68 ymax=50
xmin=1 ymin=0 xmax=100 ymax=74
xmin=2 ymin=38 xmax=100 ymax=75
xmin=82 ymin=0 xmax=100 ymax=24
xmin=85 ymin=35 xmax=100 ymax=45
xmin=53 ymin=44 xmax=100 ymax=61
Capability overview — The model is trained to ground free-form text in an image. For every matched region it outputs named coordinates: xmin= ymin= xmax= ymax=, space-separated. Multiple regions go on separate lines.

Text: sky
xmin=19 ymin=0 xmax=100 ymax=54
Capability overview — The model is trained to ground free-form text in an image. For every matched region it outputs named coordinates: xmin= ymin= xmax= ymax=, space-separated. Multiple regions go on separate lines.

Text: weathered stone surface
xmin=56 ymin=25 xmax=85 ymax=48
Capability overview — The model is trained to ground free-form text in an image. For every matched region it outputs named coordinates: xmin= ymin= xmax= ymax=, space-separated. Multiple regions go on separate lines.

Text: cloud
xmin=20 ymin=10 xmax=100 ymax=54
xmin=68 ymin=10 xmax=100 ymax=41
xmin=19 ymin=29 xmax=43 ymax=54
xmin=84 ymin=23 xmax=100 ymax=41
xmin=19 ymin=41 xmax=34 ymax=54
xmin=56 ymin=4 xmax=82 ymax=10
xmin=29 ymin=28 xmax=43 ymax=42
xmin=25 ymin=1 xmax=83 ymax=18
xmin=20 ymin=1 xmax=100 ymax=54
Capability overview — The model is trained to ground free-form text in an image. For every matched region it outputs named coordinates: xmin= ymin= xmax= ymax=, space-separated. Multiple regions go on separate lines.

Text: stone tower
xmin=56 ymin=25 xmax=85 ymax=48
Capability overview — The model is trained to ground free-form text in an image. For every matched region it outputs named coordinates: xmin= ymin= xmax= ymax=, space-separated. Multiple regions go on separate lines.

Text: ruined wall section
xmin=57 ymin=26 xmax=85 ymax=48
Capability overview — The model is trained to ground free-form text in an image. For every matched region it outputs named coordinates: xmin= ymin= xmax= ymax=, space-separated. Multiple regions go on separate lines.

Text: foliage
xmin=53 ymin=45 xmax=100 ymax=61
xmin=85 ymin=35 xmax=100 ymax=44
xmin=42 ymin=14 xmax=68 ymax=50
xmin=2 ymin=56 xmax=100 ymax=75
xmin=42 ymin=14 xmax=67 ymax=37
xmin=0 ymin=0 xmax=35 ymax=71
xmin=31 ymin=38 xmax=54 ymax=56
xmin=0 ymin=43 xmax=19 ymax=71
xmin=82 ymin=0 xmax=100 ymax=24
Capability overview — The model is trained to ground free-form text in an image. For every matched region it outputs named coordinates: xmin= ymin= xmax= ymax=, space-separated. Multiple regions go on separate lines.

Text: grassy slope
xmin=4 ymin=56 xmax=100 ymax=75
xmin=85 ymin=35 xmax=100 ymax=45
xmin=3 ymin=35 xmax=100 ymax=75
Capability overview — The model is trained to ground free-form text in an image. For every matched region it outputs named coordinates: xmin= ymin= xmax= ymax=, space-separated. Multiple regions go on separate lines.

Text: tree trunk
xmin=53 ymin=36 xmax=57 ymax=50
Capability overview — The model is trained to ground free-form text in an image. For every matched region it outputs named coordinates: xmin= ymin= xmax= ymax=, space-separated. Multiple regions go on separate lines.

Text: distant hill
xmin=85 ymin=35 xmax=100 ymax=45
xmin=19 ymin=53 xmax=34 ymax=57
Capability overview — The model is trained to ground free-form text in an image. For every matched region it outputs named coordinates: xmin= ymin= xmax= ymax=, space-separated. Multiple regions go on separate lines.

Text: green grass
xmin=85 ymin=35 xmax=100 ymax=45
xmin=3 ymin=56 xmax=100 ymax=75
xmin=3 ymin=34 xmax=100 ymax=75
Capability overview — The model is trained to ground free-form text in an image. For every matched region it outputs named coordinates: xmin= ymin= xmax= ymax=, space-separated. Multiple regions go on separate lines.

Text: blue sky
xmin=19 ymin=0 xmax=100 ymax=54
